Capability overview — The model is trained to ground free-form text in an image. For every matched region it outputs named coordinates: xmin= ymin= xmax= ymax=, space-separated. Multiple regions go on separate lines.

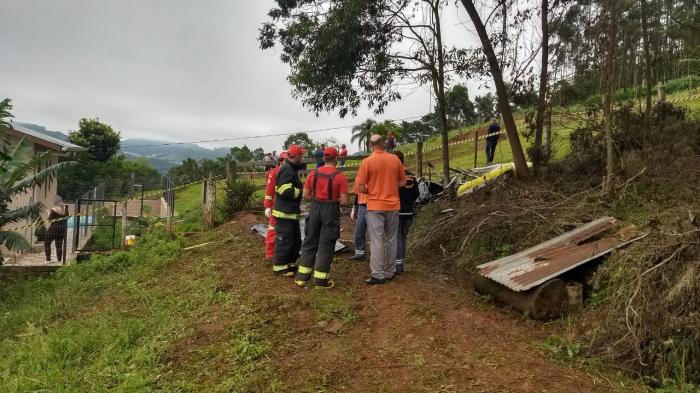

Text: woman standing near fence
xmin=45 ymin=195 xmax=68 ymax=263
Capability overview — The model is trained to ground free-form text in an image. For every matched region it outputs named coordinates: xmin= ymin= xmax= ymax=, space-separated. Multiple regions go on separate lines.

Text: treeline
xmin=167 ymin=145 xmax=267 ymax=184
xmin=259 ymin=0 xmax=699 ymax=181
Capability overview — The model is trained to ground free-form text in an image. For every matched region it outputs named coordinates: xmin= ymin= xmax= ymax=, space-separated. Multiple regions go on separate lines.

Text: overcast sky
xmin=0 ymin=0 xmax=489 ymax=153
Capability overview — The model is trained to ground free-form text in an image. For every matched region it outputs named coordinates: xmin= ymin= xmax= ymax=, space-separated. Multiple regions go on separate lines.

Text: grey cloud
xmin=1 ymin=0 xmax=488 ymax=153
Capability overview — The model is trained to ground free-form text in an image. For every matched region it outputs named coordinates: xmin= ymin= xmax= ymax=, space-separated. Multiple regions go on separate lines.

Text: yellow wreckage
xmin=456 ymin=162 xmax=532 ymax=197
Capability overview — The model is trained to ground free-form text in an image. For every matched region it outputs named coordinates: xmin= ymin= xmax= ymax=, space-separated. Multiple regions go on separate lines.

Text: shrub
xmin=664 ymin=75 xmax=700 ymax=95
xmin=221 ymin=179 xmax=256 ymax=219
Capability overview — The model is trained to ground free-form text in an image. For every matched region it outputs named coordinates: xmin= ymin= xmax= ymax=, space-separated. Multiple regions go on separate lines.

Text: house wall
xmin=3 ymin=132 xmax=61 ymax=251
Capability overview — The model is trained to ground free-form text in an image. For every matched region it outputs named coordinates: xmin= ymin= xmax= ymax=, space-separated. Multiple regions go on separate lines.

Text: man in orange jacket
xmin=263 ymin=151 xmax=288 ymax=261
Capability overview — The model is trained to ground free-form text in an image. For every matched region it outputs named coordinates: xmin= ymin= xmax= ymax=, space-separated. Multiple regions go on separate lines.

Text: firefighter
xmin=263 ymin=151 xmax=288 ymax=262
xmin=272 ymin=144 xmax=306 ymax=276
xmin=295 ymin=147 xmax=349 ymax=288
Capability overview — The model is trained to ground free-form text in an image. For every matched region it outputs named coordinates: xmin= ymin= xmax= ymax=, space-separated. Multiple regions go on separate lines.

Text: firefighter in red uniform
xmin=294 ymin=147 xmax=349 ymax=288
xmin=263 ymin=151 xmax=288 ymax=262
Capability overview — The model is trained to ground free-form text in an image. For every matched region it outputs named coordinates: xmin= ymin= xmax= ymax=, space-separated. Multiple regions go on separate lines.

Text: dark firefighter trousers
xmin=297 ymin=202 xmax=341 ymax=284
xmin=273 ymin=218 xmax=302 ymax=271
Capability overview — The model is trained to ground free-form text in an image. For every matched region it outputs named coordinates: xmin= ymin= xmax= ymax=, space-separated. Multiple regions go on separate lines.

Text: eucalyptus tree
xmin=459 ymin=0 xmax=530 ymax=176
xmin=260 ymin=0 xmax=459 ymax=184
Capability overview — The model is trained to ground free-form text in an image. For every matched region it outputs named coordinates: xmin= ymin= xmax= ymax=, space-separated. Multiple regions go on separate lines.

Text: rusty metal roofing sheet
xmin=477 ymin=216 xmax=645 ymax=292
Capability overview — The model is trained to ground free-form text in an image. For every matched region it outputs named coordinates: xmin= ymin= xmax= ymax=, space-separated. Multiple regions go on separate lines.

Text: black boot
xmin=365 ymin=277 xmax=386 ymax=285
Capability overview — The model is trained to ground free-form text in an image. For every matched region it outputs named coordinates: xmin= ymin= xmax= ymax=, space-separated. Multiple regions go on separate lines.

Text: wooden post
xmin=226 ymin=160 xmax=236 ymax=184
xmin=473 ymin=130 xmax=479 ymax=168
xmin=416 ymin=141 xmax=423 ymax=178
xmin=121 ymin=201 xmax=128 ymax=248
xmin=203 ymin=173 xmax=216 ymax=229
xmin=657 ymin=81 xmax=666 ymax=102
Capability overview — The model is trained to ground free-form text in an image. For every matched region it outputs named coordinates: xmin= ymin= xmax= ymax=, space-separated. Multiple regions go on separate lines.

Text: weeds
xmin=309 ymin=289 xmax=358 ymax=325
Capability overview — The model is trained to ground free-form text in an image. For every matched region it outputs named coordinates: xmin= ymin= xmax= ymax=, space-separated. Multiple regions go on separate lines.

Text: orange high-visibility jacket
xmin=263 ymin=166 xmax=279 ymax=208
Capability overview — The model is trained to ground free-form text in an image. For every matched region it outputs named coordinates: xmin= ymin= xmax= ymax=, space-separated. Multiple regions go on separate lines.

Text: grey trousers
xmin=366 ymin=210 xmax=399 ymax=279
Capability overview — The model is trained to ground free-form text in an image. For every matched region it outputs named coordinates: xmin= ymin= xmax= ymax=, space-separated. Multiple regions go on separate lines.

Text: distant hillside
xmin=121 ymin=139 xmax=230 ymax=173
xmin=18 ymin=122 xmax=229 ymax=173
xmin=16 ymin=122 xmax=69 ymax=141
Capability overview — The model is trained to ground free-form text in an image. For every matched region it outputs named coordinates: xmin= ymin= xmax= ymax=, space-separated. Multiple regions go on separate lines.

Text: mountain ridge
xmin=16 ymin=122 xmax=230 ymax=173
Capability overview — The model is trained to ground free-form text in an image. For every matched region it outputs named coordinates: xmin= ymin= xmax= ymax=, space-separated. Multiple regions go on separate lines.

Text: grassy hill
xmin=399 ymin=87 xmax=700 ymax=175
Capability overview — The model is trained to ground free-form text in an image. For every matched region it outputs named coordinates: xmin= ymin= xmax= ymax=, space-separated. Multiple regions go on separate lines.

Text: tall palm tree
xmin=0 ymin=99 xmax=73 ymax=263
xmin=350 ymin=119 xmax=376 ymax=153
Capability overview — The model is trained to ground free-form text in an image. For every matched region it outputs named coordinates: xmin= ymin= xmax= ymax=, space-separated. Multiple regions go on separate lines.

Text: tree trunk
xmin=640 ymin=0 xmax=653 ymax=137
xmin=601 ymin=0 xmax=617 ymax=197
xmin=533 ymin=0 xmax=549 ymax=174
xmin=460 ymin=0 xmax=530 ymax=178
xmin=432 ymin=1 xmax=450 ymax=186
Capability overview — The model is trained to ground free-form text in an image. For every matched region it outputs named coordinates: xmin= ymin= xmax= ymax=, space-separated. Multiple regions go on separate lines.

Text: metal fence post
xmin=63 ymin=204 xmax=69 ymax=264
xmin=121 ymin=200 xmax=128 ymax=249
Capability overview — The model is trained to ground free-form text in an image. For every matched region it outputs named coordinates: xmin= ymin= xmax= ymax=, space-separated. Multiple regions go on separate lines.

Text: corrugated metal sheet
xmin=478 ymin=217 xmax=645 ymax=292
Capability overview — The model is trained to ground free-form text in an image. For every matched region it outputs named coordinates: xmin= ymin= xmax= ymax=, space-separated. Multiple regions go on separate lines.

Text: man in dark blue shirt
xmin=313 ymin=144 xmax=325 ymax=169
xmin=485 ymin=119 xmax=501 ymax=165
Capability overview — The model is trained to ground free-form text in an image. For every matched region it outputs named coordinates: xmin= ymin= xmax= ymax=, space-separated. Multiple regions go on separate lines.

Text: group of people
xmin=262 ymin=150 xmax=279 ymax=171
xmin=262 ymin=133 xmax=417 ymax=288
xmin=313 ymin=144 xmax=348 ymax=168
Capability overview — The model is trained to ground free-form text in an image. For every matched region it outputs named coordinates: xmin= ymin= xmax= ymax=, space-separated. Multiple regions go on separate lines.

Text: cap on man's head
xmin=370 ymin=134 xmax=384 ymax=146
xmin=323 ymin=147 xmax=338 ymax=158
xmin=279 ymin=151 xmax=289 ymax=160
xmin=287 ymin=144 xmax=306 ymax=157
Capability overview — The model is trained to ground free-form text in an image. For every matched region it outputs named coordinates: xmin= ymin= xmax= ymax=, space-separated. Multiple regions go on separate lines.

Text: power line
xmin=121 ymin=115 xmax=424 ymax=148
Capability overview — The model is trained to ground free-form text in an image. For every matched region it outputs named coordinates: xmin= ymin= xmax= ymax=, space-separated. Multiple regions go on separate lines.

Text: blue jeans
xmin=485 ymin=139 xmax=498 ymax=163
xmin=396 ymin=217 xmax=412 ymax=261
xmin=354 ymin=204 xmax=368 ymax=254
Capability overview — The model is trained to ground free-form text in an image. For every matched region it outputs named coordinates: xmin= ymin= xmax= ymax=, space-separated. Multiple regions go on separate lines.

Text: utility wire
xmin=122 ymin=115 xmax=424 ymax=149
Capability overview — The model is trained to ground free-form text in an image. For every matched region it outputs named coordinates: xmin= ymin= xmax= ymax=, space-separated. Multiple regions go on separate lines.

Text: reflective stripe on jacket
xmin=272 ymin=160 xmax=303 ymax=219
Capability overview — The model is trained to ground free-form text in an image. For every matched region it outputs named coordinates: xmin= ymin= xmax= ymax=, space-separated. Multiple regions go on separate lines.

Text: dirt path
xmin=201 ymin=216 xmax=641 ymax=392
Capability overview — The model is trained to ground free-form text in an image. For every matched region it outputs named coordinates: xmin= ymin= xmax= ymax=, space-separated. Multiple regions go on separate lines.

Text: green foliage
xmin=221 ymin=179 xmax=256 ymax=220
xmin=445 ymin=84 xmax=476 ymax=128
xmin=260 ymin=1 xmax=402 ymax=117
xmin=350 ymin=119 xmax=376 ymax=153
xmin=0 ymin=98 xmax=13 ymax=129
xmin=0 ymin=137 xmax=74 ymax=260
xmin=68 ymin=118 xmax=121 ymax=162
xmin=59 ymin=117 xmax=159 ymax=200
xmin=474 ymin=93 xmax=496 ymax=121
xmin=0 ymin=228 xmax=184 ymax=391
xmin=283 ymin=132 xmax=315 ymax=151
xmin=59 ymin=155 xmax=161 ymax=200
xmin=252 ymin=147 xmax=265 ymax=161
xmin=229 ymin=145 xmax=253 ymax=162
xmin=664 ymin=75 xmax=700 ymax=95
xmin=168 ymin=157 xmax=202 ymax=184
xmin=370 ymin=120 xmax=402 ymax=140
xmin=400 ymin=115 xmax=438 ymax=143
xmin=542 ymin=335 xmax=584 ymax=361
